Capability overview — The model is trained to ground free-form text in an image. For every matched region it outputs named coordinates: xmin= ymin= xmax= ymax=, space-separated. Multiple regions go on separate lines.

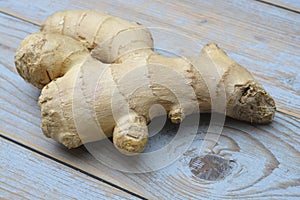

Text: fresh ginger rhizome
xmin=15 ymin=10 xmax=275 ymax=155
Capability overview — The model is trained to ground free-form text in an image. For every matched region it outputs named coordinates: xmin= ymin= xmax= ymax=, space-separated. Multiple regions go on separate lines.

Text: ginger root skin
xmin=15 ymin=10 xmax=275 ymax=155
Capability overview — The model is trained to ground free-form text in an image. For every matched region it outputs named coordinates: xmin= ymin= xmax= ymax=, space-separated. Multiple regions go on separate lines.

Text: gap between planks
xmin=254 ymin=0 xmax=300 ymax=13
xmin=1 ymin=0 xmax=300 ymax=26
xmin=0 ymin=137 xmax=141 ymax=200
xmin=0 ymin=8 xmax=298 ymax=120
xmin=0 ymin=9 xmax=41 ymax=26
xmin=0 ymin=132 xmax=147 ymax=200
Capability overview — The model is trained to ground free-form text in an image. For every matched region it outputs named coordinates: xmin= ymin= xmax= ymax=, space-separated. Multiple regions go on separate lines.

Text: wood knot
xmin=189 ymin=155 xmax=235 ymax=181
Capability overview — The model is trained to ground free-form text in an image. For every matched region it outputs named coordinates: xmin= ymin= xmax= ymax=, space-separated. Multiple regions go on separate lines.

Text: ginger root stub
xmin=15 ymin=10 xmax=276 ymax=155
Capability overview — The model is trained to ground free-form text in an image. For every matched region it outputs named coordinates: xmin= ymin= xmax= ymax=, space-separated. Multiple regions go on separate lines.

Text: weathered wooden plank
xmin=259 ymin=0 xmax=300 ymax=12
xmin=0 ymin=138 xmax=138 ymax=200
xmin=0 ymin=1 xmax=300 ymax=199
xmin=0 ymin=0 xmax=299 ymax=117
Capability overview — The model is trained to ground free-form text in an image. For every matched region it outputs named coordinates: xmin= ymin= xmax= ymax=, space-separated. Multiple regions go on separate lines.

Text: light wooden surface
xmin=0 ymin=0 xmax=299 ymax=199
xmin=0 ymin=138 xmax=138 ymax=200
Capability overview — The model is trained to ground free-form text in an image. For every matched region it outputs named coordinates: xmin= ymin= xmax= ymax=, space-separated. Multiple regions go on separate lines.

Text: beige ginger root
xmin=15 ymin=10 xmax=275 ymax=155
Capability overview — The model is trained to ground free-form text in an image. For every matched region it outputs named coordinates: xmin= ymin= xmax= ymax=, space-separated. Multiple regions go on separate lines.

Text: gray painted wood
xmin=0 ymin=138 xmax=138 ymax=200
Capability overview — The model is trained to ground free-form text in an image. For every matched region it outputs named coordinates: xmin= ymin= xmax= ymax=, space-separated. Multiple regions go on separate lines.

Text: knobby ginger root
xmin=15 ymin=10 xmax=275 ymax=155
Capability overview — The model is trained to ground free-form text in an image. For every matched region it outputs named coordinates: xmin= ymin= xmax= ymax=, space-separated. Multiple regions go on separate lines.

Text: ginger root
xmin=15 ymin=10 xmax=275 ymax=155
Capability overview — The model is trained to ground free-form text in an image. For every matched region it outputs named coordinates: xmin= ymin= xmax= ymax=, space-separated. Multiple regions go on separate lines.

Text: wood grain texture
xmin=0 ymin=138 xmax=138 ymax=200
xmin=0 ymin=13 xmax=299 ymax=199
xmin=1 ymin=89 xmax=300 ymax=199
xmin=0 ymin=0 xmax=300 ymax=199
xmin=259 ymin=0 xmax=300 ymax=12
xmin=0 ymin=0 xmax=299 ymax=117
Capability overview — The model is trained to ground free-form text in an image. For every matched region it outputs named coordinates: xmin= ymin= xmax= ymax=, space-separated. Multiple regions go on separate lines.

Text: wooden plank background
xmin=0 ymin=0 xmax=299 ymax=199
xmin=0 ymin=138 xmax=138 ymax=200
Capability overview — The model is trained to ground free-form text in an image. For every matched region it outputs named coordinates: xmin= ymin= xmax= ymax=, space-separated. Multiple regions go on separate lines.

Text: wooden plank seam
xmin=0 ymin=133 xmax=147 ymax=200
